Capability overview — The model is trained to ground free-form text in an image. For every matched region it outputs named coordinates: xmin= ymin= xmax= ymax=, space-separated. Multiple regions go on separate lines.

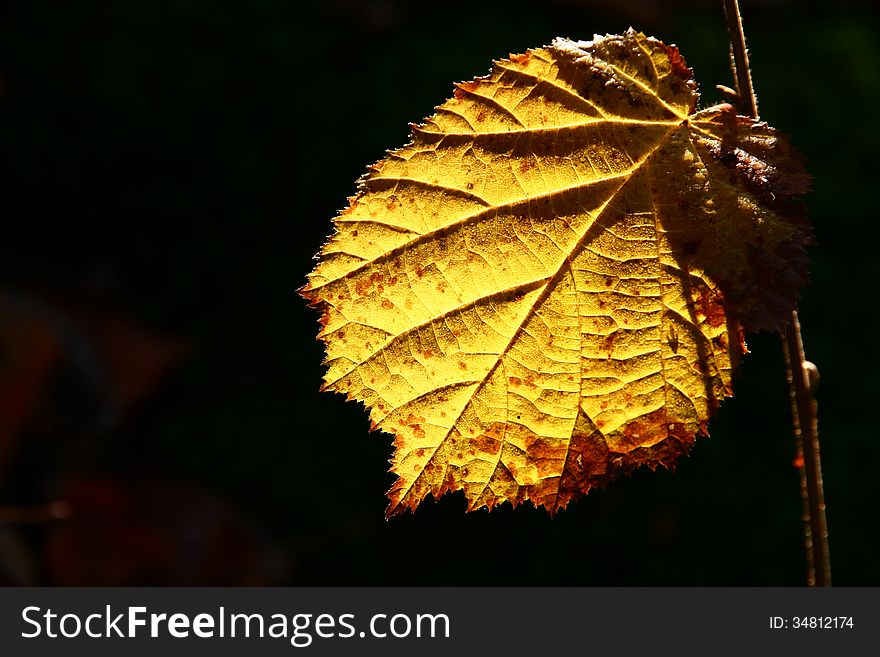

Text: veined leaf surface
xmin=302 ymin=30 xmax=810 ymax=516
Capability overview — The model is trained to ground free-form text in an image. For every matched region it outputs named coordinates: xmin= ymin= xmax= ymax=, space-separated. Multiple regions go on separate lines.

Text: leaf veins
xmin=301 ymin=29 xmax=811 ymax=516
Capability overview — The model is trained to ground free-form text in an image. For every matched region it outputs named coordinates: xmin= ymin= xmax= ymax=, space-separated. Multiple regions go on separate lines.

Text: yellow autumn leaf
xmin=302 ymin=29 xmax=810 ymax=516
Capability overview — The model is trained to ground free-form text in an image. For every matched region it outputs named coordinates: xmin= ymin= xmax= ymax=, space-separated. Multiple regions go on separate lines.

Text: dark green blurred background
xmin=0 ymin=0 xmax=877 ymax=585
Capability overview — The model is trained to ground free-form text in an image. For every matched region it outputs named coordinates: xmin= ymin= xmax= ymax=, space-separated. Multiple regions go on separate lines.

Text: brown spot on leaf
xmin=694 ymin=285 xmax=726 ymax=328
xmin=355 ymin=277 xmax=371 ymax=297
xmin=619 ymin=408 xmax=673 ymax=450
xmin=664 ymin=44 xmax=692 ymax=80
xmin=473 ymin=425 xmax=503 ymax=455
xmin=454 ymin=81 xmax=479 ymax=100
xmin=601 ymin=332 xmax=617 ymax=359
xmin=405 ymin=413 xmax=426 ymax=426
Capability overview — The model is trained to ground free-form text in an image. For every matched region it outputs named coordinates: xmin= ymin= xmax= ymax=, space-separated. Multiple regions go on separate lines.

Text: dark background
xmin=0 ymin=0 xmax=877 ymax=585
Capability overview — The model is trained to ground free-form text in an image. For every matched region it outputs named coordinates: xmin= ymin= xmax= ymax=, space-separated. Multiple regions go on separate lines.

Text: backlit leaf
xmin=302 ymin=30 xmax=811 ymax=516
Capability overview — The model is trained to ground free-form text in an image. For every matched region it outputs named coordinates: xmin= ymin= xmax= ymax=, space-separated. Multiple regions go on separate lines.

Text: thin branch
xmin=783 ymin=313 xmax=830 ymax=586
xmin=721 ymin=0 xmax=831 ymax=587
xmin=0 ymin=501 xmax=70 ymax=524
xmin=782 ymin=342 xmax=815 ymax=584
xmin=722 ymin=0 xmax=758 ymax=118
